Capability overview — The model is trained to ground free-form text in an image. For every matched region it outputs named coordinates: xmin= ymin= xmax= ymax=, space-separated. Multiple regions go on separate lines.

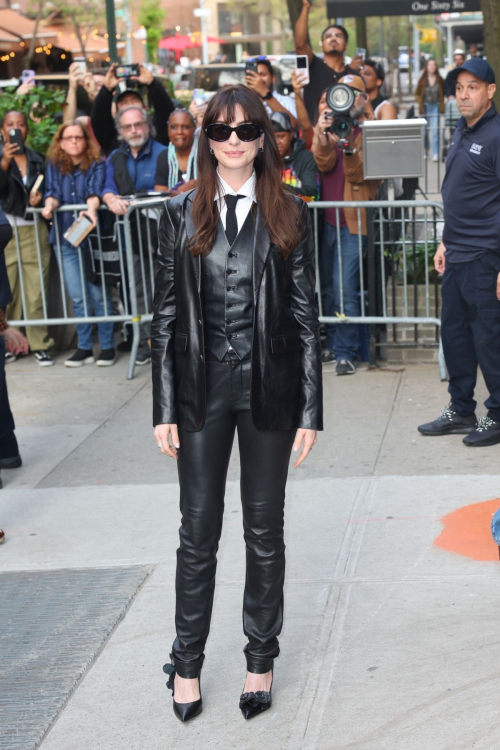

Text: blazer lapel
xmin=183 ymin=194 xmax=201 ymax=292
xmin=252 ymin=206 xmax=271 ymax=304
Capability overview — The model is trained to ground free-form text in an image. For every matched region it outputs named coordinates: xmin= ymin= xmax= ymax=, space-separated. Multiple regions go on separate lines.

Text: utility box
xmin=362 ymin=119 xmax=426 ymax=180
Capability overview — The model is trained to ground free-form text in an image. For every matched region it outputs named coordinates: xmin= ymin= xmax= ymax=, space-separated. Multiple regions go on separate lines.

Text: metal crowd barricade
xmin=308 ymin=200 xmax=447 ymax=380
xmin=8 ymin=203 xmax=138 ymax=373
xmin=7 ymin=197 xmax=446 ymax=381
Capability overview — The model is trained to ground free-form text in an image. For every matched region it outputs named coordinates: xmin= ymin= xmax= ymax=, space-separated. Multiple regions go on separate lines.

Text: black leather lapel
xmin=183 ymin=194 xmax=201 ymax=292
xmin=252 ymin=206 xmax=271 ymax=304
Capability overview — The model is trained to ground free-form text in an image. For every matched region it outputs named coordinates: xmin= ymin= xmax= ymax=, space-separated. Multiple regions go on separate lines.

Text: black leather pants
xmin=171 ymin=351 xmax=296 ymax=678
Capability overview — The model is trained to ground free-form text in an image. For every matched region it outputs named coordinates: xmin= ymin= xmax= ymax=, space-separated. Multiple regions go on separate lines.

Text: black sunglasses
xmin=205 ymin=122 xmax=263 ymax=143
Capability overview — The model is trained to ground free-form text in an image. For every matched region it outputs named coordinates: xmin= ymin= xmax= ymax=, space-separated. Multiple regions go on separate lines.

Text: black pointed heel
xmin=163 ymin=663 xmax=203 ymax=722
xmin=239 ymin=667 xmax=273 ymax=720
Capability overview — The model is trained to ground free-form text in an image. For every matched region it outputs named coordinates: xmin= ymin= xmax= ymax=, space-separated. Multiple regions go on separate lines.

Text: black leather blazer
xmin=151 ymin=189 xmax=323 ymax=432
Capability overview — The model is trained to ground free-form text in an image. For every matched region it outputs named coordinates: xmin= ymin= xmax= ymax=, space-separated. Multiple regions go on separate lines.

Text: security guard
xmin=419 ymin=59 xmax=500 ymax=446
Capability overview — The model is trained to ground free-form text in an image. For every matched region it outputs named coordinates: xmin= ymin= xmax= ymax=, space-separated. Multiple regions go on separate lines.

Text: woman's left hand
xmin=80 ymin=209 xmax=97 ymax=227
xmin=293 ymin=428 xmax=317 ymax=468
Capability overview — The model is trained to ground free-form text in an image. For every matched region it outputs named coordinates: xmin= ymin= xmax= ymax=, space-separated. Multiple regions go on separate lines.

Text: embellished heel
xmin=163 ymin=661 xmax=203 ymax=722
xmin=239 ymin=667 xmax=273 ymax=720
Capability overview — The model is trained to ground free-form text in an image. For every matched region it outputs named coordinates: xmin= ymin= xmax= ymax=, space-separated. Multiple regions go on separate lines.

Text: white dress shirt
xmin=215 ymin=170 xmax=256 ymax=233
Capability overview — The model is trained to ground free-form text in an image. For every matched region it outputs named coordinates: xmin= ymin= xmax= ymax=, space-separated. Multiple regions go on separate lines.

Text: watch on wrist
xmin=261 ymin=91 xmax=273 ymax=101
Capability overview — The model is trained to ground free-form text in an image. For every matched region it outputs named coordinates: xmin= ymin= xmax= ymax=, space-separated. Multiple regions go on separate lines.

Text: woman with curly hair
xmin=42 ymin=120 xmax=115 ymax=367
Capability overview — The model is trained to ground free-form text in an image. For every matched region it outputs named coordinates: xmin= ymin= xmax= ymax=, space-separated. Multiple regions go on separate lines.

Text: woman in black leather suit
xmin=151 ymin=84 xmax=323 ymax=722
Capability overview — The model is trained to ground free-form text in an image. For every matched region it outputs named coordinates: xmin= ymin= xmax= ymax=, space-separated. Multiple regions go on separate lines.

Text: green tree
xmin=138 ymin=0 xmax=165 ymax=64
xmin=0 ymin=87 xmax=67 ymax=154
xmin=480 ymin=0 xmax=500 ymax=109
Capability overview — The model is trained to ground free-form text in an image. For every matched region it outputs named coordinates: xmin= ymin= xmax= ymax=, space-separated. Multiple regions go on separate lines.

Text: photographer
xmin=294 ymin=0 xmax=362 ymax=122
xmin=312 ymin=75 xmax=378 ymax=375
xmin=244 ymin=57 xmax=298 ymax=129
xmin=91 ymin=63 xmax=174 ymax=156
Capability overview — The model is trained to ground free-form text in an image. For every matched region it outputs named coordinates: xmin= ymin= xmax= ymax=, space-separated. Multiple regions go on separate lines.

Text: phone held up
xmin=21 ymin=69 xmax=35 ymax=82
xmin=8 ymin=128 xmax=24 ymax=155
xmin=355 ymin=47 xmax=366 ymax=62
xmin=73 ymin=57 xmax=87 ymax=76
xmin=295 ymin=55 xmax=310 ymax=86
xmin=115 ymin=63 xmax=140 ymax=79
xmin=245 ymin=60 xmax=258 ymax=75
xmin=192 ymin=88 xmax=206 ymax=105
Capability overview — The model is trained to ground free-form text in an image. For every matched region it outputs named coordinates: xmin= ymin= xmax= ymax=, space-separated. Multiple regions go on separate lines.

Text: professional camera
xmin=323 ymin=83 xmax=356 ymax=151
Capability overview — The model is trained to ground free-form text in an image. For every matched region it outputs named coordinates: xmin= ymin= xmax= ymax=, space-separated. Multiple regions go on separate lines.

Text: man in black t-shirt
xmin=294 ymin=0 xmax=362 ymax=122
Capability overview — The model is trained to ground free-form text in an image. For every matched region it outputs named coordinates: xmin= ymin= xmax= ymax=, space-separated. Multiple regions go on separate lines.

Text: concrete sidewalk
xmin=1 ymin=354 xmax=499 ymax=750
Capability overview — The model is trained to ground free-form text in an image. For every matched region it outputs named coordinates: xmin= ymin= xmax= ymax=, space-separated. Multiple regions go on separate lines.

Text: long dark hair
xmin=418 ymin=58 xmax=444 ymax=88
xmin=190 ymin=85 xmax=303 ymax=258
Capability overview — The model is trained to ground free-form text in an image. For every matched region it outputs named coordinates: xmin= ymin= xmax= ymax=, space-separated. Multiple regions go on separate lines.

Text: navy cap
xmin=448 ymin=58 xmax=496 ymax=84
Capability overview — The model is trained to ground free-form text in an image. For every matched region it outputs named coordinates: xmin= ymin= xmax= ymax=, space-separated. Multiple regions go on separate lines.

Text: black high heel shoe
xmin=239 ymin=667 xmax=273 ymax=720
xmin=163 ymin=662 xmax=203 ymax=722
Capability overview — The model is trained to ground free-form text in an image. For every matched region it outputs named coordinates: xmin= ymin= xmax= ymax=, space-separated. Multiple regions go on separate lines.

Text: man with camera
xmin=244 ymin=57 xmax=298 ymax=129
xmin=418 ymin=59 xmax=500 ymax=446
xmin=91 ymin=63 xmax=174 ymax=156
xmin=294 ymin=0 xmax=363 ymax=122
xmin=312 ymin=75 xmax=378 ymax=375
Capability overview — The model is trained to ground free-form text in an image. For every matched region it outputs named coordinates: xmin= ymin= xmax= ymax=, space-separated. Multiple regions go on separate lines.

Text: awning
xmin=326 ymin=0 xmax=481 ymax=17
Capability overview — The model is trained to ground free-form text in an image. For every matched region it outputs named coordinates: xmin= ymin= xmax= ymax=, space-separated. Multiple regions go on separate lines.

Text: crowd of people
xmin=0 ymin=25 xmax=397 ymax=377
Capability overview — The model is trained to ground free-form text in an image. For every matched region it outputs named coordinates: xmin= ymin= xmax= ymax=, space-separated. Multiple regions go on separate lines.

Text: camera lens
xmin=326 ymin=83 xmax=355 ymax=113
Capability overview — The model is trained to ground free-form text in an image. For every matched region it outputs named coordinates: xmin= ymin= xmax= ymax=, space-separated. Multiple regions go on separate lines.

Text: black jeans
xmin=0 ymin=335 xmax=17 ymax=454
xmin=442 ymin=255 xmax=500 ymax=421
xmin=171 ymin=350 xmax=296 ymax=678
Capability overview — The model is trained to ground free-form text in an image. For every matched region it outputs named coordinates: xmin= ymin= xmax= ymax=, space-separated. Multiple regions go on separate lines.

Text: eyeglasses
xmin=121 ymin=121 xmax=148 ymax=132
xmin=61 ymin=135 xmax=85 ymax=142
xmin=205 ymin=122 xmax=263 ymax=142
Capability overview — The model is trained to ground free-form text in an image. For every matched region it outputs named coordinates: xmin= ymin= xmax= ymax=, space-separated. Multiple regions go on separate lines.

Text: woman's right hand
xmin=68 ymin=62 xmax=83 ymax=91
xmin=154 ymin=424 xmax=180 ymax=459
xmin=291 ymin=70 xmax=307 ymax=95
xmin=1 ymin=141 xmax=20 ymax=169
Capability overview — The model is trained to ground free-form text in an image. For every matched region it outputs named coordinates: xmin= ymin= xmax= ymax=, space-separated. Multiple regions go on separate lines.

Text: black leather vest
xmin=201 ymin=209 xmax=254 ymax=361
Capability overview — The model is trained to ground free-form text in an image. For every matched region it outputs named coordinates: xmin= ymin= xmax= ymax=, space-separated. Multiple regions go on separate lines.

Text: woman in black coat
xmin=151 ymin=84 xmax=323 ymax=723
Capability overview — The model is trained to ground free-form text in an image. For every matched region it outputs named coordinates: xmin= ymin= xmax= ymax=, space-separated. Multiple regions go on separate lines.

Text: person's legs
xmin=441 ymin=262 xmax=478 ymax=416
xmin=0 ymin=335 xmax=18 ymax=460
xmin=87 ymin=281 xmax=115 ymax=350
xmin=318 ymin=222 xmax=337 ymax=352
xmin=432 ymin=107 xmax=440 ymax=158
xmin=236 ymin=405 xmax=295 ymax=674
xmin=57 ymin=243 xmax=94 ymax=351
xmin=467 ymin=256 xmax=500 ymax=421
xmin=332 ymin=227 xmax=363 ymax=362
xmin=172 ymin=359 xmax=236 ymax=679
xmin=7 ymin=225 xmax=54 ymax=351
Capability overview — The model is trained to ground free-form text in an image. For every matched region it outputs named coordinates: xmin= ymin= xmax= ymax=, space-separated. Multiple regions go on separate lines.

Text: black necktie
xmin=224 ymin=194 xmax=244 ymax=246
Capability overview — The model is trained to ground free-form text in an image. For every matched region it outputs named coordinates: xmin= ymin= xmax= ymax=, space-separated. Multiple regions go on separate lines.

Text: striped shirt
xmin=264 ymin=91 xmax=297 ymax=120
xmin=45 ymin=159 xmax=105 ymax=244
xmin=0 ymin=308 xmax=7 ymax=333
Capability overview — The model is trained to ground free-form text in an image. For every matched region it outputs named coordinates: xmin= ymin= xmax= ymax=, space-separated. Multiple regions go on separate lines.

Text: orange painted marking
xmin=434 ymin=499 xmax=500 ymax=562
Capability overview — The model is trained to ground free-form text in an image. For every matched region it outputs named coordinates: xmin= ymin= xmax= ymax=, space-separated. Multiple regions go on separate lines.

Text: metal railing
xmin=6 ymin=196 xmax=446 ymax=380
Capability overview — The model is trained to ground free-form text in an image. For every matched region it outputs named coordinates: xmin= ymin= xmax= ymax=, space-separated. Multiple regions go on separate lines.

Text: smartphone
xmin=295 ymin=55 xmax=310 ymax=85
xmin=355 ymin=47 xmax=366 ymax=61
xmin=73 ymin=57 xmax=87 ymax=75
xmin=192 ymin=88 xmax=206 ymax=105
xmin=115 ymin=63 xmax=140 ymax=79
xmin=245 ymin=60 xmax=258 ymax=75
xmin=8 ymin=128 xmax=24 ymax=155
xmin=21 ymin=69 xmax=35 ymax=81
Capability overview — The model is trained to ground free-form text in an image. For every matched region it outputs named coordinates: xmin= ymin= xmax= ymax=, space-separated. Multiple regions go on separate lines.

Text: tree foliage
xmin=138 ymin=0 xmax=165 ymax=64
xmin=480 ymin=0 xmax=500 ymax=109
xmin=0 ymin=87 xmax=67 ymax=154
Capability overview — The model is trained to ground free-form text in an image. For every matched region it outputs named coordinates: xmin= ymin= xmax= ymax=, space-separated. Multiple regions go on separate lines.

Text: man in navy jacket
xmin=419 ymin=59 xmax=500 ymax=446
